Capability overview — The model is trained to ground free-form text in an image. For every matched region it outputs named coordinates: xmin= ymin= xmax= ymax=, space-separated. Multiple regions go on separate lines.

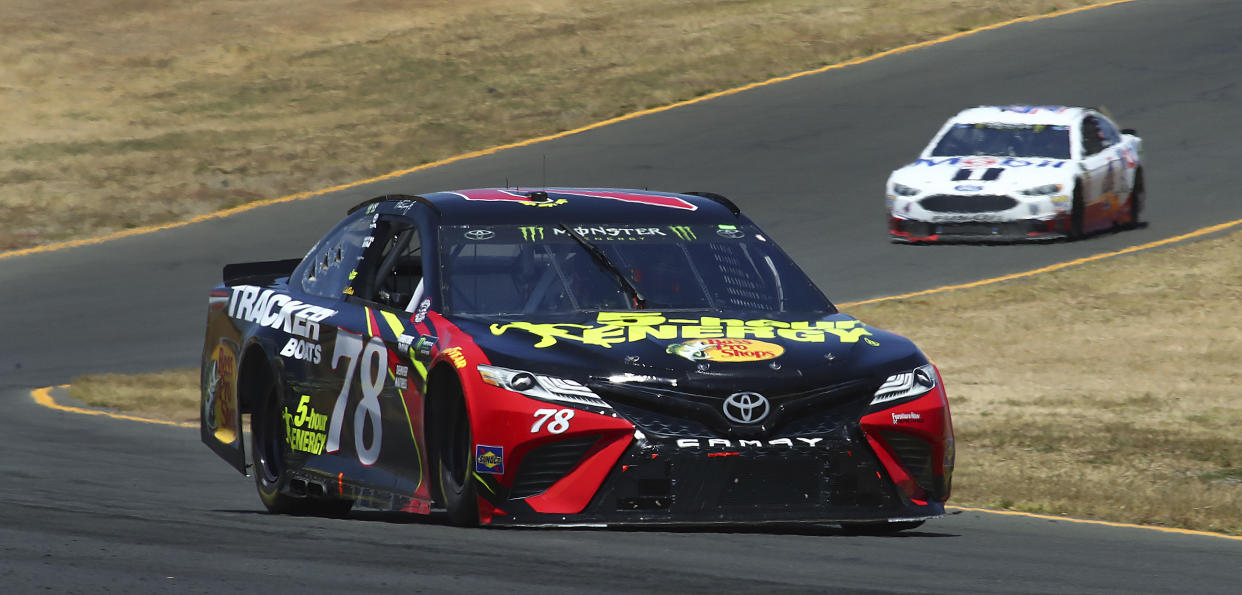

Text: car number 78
xmin=325 ymin=330 xmax=386 ymax=465
xmin=531 ymin=408 xmax=574 ymax=434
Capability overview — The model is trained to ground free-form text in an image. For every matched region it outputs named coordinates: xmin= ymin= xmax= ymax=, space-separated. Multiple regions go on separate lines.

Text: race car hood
xmin=449 ymin=310 xmax=928 ymax=397
xmin=890 ymin=155 xmax=1073 ymax=193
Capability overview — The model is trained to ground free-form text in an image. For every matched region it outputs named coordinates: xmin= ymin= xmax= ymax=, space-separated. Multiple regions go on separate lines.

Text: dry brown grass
xmin=1 ymin=0 xmax=1099 ymax=250
xmin=71 ymin=368 xmax=200 ymax=425
xmin=848 ymin=228 xmax=1242 ymax=534
xmin=69 ymin=227 xmax=1242 ymax=534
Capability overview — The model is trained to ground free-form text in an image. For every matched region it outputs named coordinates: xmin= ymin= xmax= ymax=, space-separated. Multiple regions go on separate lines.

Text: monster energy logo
xmin=669 ymin=226 xmax=696 ymax=241
xmin=520 ymin=226 xmax=546 ymax=241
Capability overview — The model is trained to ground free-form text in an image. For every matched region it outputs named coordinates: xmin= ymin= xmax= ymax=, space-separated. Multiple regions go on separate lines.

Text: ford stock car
xmin=201 ymin=188 xmax=954 ymax=531
xmin=886 ymin=105 xmax=1144 ymax=242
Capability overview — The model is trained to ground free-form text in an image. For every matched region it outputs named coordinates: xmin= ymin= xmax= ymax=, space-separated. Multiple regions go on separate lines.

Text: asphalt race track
xmin=3 ymin=1 xmax=1242 ymax=592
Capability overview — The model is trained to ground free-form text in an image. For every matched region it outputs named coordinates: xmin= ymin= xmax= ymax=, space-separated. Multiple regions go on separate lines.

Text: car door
xmin=327 ymin=213 xmax=436 ymax=505
xmin=1094 ymin=114 xmax=1130 ymax=204
xmin=1078 ymin=115 xmax=1115 ymax=231
xmin=281 ymin=209 xmax=398 ymax=492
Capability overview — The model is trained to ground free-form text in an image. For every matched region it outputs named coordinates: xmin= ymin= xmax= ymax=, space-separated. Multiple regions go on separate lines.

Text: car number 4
xmin=531 ymin=408 xmax=574 ymax=434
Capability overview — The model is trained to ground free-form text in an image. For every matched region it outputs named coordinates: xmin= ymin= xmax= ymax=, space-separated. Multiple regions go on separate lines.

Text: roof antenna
xmin=505 ymin=176 xmax=509 ymax=189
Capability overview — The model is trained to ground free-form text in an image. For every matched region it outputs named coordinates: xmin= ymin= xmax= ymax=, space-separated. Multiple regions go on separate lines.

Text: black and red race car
xmin=201 ymin=188 xmax=954 ymax=530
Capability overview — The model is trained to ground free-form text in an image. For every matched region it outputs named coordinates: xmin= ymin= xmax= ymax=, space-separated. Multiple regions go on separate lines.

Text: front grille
xmin=879 ymin=430 xmax=934 ymax=495
xmin=610 ymin=402 xmax=715 ymax=438
xmin=920 ymin=194 xmax=1017 ymax=213
xmin=593 ymin=381 xmax=873 ymax=440
xmin=509 ymin=435 xmax=599 ymax=499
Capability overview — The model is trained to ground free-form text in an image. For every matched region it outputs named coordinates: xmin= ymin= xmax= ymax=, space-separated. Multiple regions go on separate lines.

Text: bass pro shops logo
xmin=204 ymin=339 xmax=240 ymax=444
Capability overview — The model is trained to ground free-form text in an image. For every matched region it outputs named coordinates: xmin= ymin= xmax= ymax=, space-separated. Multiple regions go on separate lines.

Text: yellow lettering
xmin=725 ymin=326 xmax=776 ymax=339
xmin=626 ymin=325 xmax=679 ymax=341
xmin=822 ymin=326 xmax=872 ymax=343
xmin=699 ymin=316 xmax=744 ymax=327
xmin=745 ymin=319 xmax=790 ymax=328
xmin=680 ymin=325 xmax=725 ymax=340
xmin=596 ymin=312 xmax=667 ymax=326
xmin=777 ymin=328 xmax=826 ymax=342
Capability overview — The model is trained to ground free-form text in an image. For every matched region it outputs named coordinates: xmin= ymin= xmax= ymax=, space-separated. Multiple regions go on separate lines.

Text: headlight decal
xmin=478 ymin=364 xmax=611 ymax=409
xmin=871 ymin=363 xmax=937 ymax=406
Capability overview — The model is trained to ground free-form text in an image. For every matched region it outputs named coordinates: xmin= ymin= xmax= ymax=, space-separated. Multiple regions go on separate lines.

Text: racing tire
xmin=1128 ymin=169 xmax=1144 ymax=228
xmin=251 ymin=372 xmax=301 ymax=514
xmin=1069 ymin=186 xmax=1085 ymax=240
xmin=838 ymin=520 xmax=925 ymax=535
xmin=437 ymin=388 xmax=479 ymax=527
xmin=251 ymin=370 xmax=353 ymax=517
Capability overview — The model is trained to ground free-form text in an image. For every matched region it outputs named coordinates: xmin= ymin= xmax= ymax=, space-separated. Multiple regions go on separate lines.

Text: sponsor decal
xmin=675 ymin=437 xmax=827 ymax=448
xmin=722 ymin=392 xmax=770 ymax=424
xmin=394 ymin=199 xmax=416 ymax=213
xmin=475 ymin=445 xmax=504 ymax=474
xmin=464 ymin=229 xmax=494 ymax=241
xmin=204 ymin=339 xmax=240 ymax=444
xmin=395 ymin=365 xmax=409 ymax=390
xmin=562 ymin=226 xmax=666 ymax=241
xmin=891 ymin=412 xmax=922 ymax=424
xmin=441 ymin=346 xmax=468 ymax=369
xmin=520 ymin=226 xmax=546 ymax=241
xmin=930 ymin=214 xmax=1007 ymax=223
xmin=716 ymin=225 xmax=745 ymax=239
xmin=668 ymin=225 xmax=696 ymax=241
xmin=666 ymin=338 xmax=784 ymax=362
xmin=863 ymin=337 xmax=881 ymax=347
xmin=413 ymin=298 xmax=431 ymax=323
xmin=517 ymin=225 xmax=668 ymax=242
xmin=284 ymin=395 xmax=328 ymax=455
xmin=491 ymin=312 xmax=873 ymax=349
xmin=915 ymin=157 xmax=1065 ymax=169
xmin=227 ymin=285 xmax=336 ymax=341
xmin=954 ymin=184 xmax=983 ymax=192
xmin=280 ymin=337 xmax=322 ymax=364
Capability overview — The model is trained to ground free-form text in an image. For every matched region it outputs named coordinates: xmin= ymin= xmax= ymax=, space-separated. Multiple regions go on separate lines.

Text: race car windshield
xmin=439 ymin=224 xmax=833 ymax=315
xmin=931 ymin=123 xmax=1070 ymax=159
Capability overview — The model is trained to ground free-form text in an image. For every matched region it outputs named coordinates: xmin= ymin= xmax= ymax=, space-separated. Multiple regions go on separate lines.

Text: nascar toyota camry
xmin=886 ymin=105 xmax=1143 ymax=242
xmin=201 ymin=188 xmax=954 ymax=530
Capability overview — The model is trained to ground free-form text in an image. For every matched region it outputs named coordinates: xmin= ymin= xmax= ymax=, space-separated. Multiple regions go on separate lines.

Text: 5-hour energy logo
xmin=491 ymin=312 xmax=874 ymax=348
xmin=284 ymin=395 xmax=328 ymax=455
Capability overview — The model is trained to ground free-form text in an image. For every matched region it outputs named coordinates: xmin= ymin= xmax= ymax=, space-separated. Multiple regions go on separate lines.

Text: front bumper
xmin=478 ymin=429 xmax=944 ymax=526
xmin=889 ymin=215 xmax=1068 ymax=243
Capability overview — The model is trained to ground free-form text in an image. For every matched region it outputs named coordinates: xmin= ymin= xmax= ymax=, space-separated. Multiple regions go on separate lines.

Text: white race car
xmin=886 ymin=105 xmax=1143 ymax=243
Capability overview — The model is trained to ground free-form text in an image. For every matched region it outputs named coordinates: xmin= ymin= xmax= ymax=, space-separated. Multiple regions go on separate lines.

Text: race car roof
xmin=948 ymin=105 xmax=1087 ymax=127
xmin=356 ymin=188 xmax=746 ymax=225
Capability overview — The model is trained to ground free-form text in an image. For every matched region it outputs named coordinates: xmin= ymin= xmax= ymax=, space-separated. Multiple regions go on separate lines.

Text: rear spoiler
xmin=222 ymin=258 xmax=302 ymax=286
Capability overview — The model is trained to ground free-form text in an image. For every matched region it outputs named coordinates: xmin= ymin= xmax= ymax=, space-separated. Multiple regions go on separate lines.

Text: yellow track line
xmin=0 ymin=0 xmax=1135 ymax=263
xmin=949 ymin=506 xmax=1242 ymax=542
xmin=30 ymin=385 xmax=196 ymax=429
xmin=839 ymin=216 xmax=1242 ymax=308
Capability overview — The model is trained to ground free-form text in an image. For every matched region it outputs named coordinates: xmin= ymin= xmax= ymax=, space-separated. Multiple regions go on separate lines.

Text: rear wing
xmin=222 ymin=258 xmax=301 ymax=286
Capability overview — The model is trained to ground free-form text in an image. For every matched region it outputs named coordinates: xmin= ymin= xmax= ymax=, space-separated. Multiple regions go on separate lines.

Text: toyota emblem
xmin=464 ymin=229 xmax=494 ymax=240
xmin=722 ymin=392 xmax=770 ymax=424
